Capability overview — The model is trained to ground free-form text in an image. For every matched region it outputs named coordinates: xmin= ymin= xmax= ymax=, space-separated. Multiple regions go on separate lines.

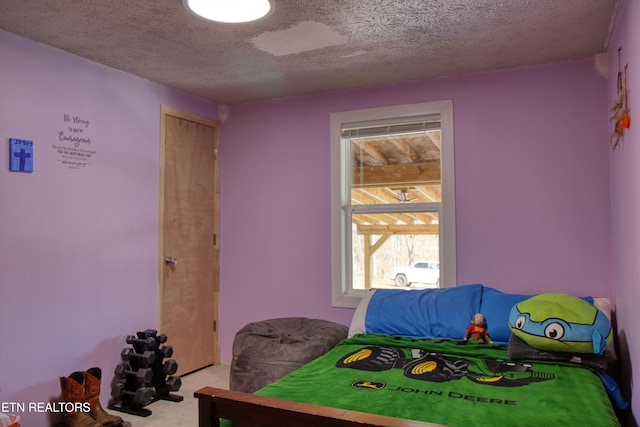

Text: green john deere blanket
xmin=254 ymin=334 xmax=620 ymax=427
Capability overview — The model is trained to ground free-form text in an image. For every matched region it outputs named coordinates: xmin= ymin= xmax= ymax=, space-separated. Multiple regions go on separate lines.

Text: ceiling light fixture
xmin=184 ymin=0 xmax=272 ymax=23
xmin=396 ymin=189 xmax=416 ymax=203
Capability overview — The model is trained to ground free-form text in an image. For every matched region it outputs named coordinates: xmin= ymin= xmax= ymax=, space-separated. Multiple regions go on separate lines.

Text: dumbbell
xmin=126 ymin=335 xmax=157 ymax=349
xmin=165 ymin=376 xmax=181 ymax=391
xmin=121 ymin=348 xmax=156 ymax=366
xmin=111 ymin=383 xmax=153 ymax=406
xmin=114 ymin=363 xmax=153 ymax=384
xmin=141 ymin=329 xmax=167 ymax=344
xmin=162 ymin=359 xmax=178 ymax=375
xmin=159 ymin=345 xmax=173 ymax=358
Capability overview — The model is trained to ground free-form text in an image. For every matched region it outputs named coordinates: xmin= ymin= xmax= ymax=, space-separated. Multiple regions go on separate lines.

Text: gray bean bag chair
xmin=229 ymin=317 xmax=349 ymax=393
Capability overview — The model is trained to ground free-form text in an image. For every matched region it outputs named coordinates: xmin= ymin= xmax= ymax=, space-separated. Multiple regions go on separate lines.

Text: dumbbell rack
xmin=108 ymin=329 xmax=183 ymax=417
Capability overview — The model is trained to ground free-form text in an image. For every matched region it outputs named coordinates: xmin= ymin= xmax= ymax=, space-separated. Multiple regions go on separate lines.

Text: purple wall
xmin=609 ymin=0 xmax=640 ymax=422
xmin=0 ymin=30 xmax=217 ymax=426
xmin=220 ymin=58 xmax=612 ymax=360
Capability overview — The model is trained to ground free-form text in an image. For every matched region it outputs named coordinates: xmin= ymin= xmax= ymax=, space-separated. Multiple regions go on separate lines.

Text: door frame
xmin=158 ymin=105 xmax=221 ymax=365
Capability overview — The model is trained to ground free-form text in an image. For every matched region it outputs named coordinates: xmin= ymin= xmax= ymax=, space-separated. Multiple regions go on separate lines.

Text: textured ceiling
xmin=0 ymin=0 xmax=619 ymax=105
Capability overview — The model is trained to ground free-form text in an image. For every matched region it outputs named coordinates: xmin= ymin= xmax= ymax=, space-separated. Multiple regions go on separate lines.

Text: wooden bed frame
xmin=195 ymin=387 xmax=448 ymax=427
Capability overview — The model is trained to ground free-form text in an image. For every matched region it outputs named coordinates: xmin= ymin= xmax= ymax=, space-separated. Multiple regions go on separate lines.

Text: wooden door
xmin=159 ymin=106 xmax=220 ymax=375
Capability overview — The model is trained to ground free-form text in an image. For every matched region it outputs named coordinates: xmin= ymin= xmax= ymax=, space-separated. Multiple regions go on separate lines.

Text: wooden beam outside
xmin=391 ymin=137 xmax=419 ymax=162
xmin=362 ymin=233 xmax=391 ymax=291
xmin=351 ymin=188 xmax=391 ymax=205
xmin=352 ymin=213 xmax=397 ymax=225
xmin=357 ymin=224 xmax=439 ymax=235
xmin=413 ymin=186 xmax=440 ymax=203
xmin=426 ymin=131 xmax=441 ymax=150
xmin=354 ymin=141 xmax=390 ymax=165
xmin=370 ymin=234 xmax=392 ymax=253
xmin=353 ymin=162 xmax=440 ymax=187
xmin=353 ymin=211 xmax=433 ymax=226
xmin=363 ymin=235 xmax=371 ymax=290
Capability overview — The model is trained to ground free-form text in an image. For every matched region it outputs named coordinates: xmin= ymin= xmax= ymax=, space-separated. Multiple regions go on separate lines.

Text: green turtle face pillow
xmin=508 ymin=293 xmax=612 ymax=355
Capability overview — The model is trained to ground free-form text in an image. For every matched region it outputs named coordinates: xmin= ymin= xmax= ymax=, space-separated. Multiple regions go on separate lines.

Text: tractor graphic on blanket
xmin=336 ymin=346 xmax=554 ymax=387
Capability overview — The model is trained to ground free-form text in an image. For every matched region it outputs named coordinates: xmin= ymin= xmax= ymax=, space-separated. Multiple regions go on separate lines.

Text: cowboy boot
xmin=85 ymin=367 xmax=124 ymax=427
xmin=59 ymin=371 xmax=101 ymax=427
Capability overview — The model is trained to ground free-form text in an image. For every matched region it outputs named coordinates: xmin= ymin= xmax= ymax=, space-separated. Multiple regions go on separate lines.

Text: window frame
xmin=330 ymin=100 xmax=456 ymax=308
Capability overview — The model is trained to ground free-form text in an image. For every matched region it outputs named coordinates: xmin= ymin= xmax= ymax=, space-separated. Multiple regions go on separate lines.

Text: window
xmin=330 ymin=100 xmax=456 ymax=308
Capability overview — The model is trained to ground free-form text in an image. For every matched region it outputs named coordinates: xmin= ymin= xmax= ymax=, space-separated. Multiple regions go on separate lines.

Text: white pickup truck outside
xmin=390 ymin=261 xmax=440 ymax=287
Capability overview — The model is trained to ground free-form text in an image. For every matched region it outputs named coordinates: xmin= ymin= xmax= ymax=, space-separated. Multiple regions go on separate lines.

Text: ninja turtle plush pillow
xmin=508 ymin=293 xmax=612 ymax=355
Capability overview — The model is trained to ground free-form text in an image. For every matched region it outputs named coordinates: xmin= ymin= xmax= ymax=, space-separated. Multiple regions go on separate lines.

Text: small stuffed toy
xmin=464 ymin=313 xmax=493 ymax=343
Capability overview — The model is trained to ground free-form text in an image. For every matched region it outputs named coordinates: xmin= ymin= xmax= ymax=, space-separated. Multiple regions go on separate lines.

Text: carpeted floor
xmin=113 ymin=364 xmax=230 ymax=427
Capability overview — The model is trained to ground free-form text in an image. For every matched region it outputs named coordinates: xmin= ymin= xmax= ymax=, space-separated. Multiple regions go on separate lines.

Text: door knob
xmin=165 ymin=257 xmax=178 ymax=266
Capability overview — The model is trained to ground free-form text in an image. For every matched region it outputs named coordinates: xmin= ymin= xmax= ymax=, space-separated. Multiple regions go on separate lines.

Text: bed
xmin=195 ymin=284 xmax=624 ymax=427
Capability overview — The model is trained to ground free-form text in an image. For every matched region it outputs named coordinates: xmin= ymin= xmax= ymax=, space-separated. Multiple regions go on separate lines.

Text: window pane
xmin=349 ymin=127 xmax=442 ymax=204
xmin=351 ymin=211 xmax=440 ymax=290
xmin=331 ymin=100 xmax=455 ymax=308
